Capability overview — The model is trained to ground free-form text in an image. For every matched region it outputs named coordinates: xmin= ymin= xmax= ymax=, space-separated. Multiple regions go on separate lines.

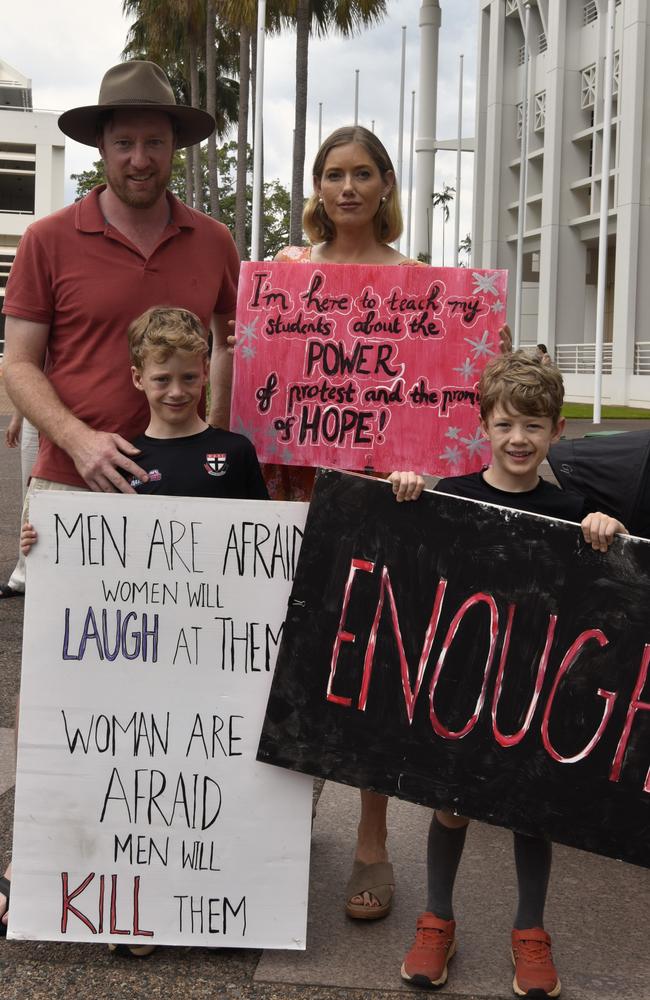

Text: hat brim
xmin=58 ymin=102 xmax=215 ymax=148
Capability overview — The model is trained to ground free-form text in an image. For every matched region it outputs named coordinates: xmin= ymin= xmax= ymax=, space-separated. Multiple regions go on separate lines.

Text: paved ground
xmin=0 ymin=401 xmax=649 ymax=1000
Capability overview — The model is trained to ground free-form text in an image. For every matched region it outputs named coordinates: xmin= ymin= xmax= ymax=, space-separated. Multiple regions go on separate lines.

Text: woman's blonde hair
xmin=128 ymin=307 xmax=208 ymax=370
xmin=303 ymin=125 xmax=403 ymax=246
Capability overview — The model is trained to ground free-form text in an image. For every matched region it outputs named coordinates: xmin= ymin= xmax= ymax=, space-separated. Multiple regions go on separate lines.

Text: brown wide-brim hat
xmin=58 ymin=60 xmax=215 ymax=149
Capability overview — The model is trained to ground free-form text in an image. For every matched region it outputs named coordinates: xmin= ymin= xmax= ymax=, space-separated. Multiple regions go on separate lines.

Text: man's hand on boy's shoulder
xmin=66 ymin=424 xmax=148 ymax=493
xmin=580 ymin=512 xmax=628 ymax=553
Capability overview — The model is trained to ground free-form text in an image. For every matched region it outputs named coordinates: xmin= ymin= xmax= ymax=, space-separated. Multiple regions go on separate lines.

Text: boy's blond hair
xmin=128 ymin=307 xmax=208 ymax=371
xmin=479 ymin=350 xmax=564 ymax=425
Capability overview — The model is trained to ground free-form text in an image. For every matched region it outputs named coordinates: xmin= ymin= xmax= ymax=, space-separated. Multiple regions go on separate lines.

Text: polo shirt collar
xmin=75 ymin=185 xmax=196 ymax=234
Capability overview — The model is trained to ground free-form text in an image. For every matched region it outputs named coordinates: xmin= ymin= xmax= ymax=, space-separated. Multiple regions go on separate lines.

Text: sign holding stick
xmin=11 ymin=492 xmax=312 ymax=948
xmin=258 ymin=470 xmax=650 ymax=869
xmin=231 ymin=262 xmax=507 ymax=475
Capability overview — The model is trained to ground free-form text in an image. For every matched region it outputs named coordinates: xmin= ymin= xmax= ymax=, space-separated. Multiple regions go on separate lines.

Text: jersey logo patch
xmin=205 ymin=453 xmax=228 ymax=477
xmin=130 ymin=469 xmax=162 ymax=487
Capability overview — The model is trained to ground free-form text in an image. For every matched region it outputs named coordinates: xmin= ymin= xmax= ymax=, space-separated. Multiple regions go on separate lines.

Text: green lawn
xmin=562 ymin=403 xmax=650 ymax=419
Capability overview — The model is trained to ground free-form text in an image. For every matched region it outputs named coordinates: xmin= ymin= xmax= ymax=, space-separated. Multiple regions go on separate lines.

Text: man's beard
xmin=105 ymin=159 xmax=173 ymax=210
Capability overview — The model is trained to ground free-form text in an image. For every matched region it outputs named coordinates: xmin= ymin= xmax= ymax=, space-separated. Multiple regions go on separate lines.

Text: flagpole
xmin=593 ymin=0 xmax=616 ymax=424
xmin=396 ymin=25 xmax=407 ymax=251
xmin=251 ymin=0 xmax=266 ymax=260
xmin=354 ymin=69 xmax=360 ymax=124
xmin=453 ymin=53 xmax=464 ymax=267
xmin=407 ymin=89 xmax=416 ymax=258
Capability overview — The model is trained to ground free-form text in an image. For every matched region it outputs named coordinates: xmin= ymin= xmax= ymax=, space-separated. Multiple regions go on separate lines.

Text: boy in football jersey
xmin=124 ymin=306 xmax=268 ymax=500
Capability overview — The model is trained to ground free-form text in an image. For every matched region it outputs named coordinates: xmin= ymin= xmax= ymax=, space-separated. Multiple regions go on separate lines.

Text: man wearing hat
xmin=0 ymin=62 xmax=240 ymax=926
xmin=2 ymin=60 xmax=239 ymax=498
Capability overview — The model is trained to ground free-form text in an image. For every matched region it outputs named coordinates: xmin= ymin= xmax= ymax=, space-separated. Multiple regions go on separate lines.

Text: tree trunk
xmin=206 ymin=0 xmax=219 ymax=218
xmin=189 ymin=37 xmax=202 ymax=210
xmin=185 ymin=151 xmax=194 ymax=208
xmin=290 ymin=0 xmax=310 ymax=246
xmin=235 ymin=26 xmax=251 ymax=258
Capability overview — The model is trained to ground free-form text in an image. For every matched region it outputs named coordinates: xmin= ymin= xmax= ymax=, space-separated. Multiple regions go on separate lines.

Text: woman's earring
xmin=380 ymin=195 xmax=387 ymax=203
xmin=318 ymin=197 xmax=323 ymax=204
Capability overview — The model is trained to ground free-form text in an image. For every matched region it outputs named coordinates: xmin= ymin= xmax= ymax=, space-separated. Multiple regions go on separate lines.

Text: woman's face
xmin=315 ymin=142 xmax=392 ymax=234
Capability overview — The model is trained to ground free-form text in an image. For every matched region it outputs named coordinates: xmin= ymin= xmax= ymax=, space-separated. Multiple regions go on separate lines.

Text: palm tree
xmin=458 ymin=232 xmax=472 ymax=267
xmin=123 ymin=0 xmax=199 ymax=202
xmin=217 ymin=1 xmax=287 ymax=257
xmin=432 ymin=183 xmax=455 ymax=266
xmin=206 ymin=0 xmax=218 ymax=215
xmin=123 ymin=0 xmax=238 ymax=212
xmin=288 ymin=0 xmax=388 ymax=245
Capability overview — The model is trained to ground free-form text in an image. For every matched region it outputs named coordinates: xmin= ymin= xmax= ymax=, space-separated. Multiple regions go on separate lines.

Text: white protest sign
xmin=11 ymin=491 xmax=312 ymax=949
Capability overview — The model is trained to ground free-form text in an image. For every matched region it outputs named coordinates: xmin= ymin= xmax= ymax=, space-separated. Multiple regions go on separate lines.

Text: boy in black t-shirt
xmin=19 ymin=306 xmax=268 ymax=956
xmin=125 ymin=306 xmax=268 ymax=500
xmin=399 ymin=353 xmax=627 ymax=998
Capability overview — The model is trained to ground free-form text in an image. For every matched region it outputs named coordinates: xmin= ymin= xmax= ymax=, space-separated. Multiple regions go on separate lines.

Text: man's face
xmin=98 ymin=110 xmax=175 ymax=210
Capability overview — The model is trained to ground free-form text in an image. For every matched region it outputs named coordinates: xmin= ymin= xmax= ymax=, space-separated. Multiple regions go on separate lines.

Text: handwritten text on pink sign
xmin=231 ymin=262 xmax=508 ymax=475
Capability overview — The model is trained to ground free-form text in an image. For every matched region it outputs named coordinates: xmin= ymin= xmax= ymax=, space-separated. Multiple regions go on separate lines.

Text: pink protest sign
xmin=230 ymin=261 xmax=508 ymax=476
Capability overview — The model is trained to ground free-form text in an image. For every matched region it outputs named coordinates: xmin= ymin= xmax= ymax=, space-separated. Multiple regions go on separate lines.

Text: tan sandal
xmin=345 ymin=860 xmax=395 ymax=920
xmin=108 ymin=943 xmax=157 ymax=958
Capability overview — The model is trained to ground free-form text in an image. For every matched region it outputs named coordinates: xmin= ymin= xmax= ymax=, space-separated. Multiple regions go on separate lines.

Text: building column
xmin=537 ymin=0 xmax=566 ymax=355
xmin=611 ymin=0 xmax=647 ymax=403
xmin=476 ymin=0 xmax=505 ymax=270
xmin=414 ymin=0 xmax=441 ymax=262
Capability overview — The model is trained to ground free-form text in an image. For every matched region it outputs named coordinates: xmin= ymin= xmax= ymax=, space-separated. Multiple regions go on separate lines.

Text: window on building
xmin=534 ymin=91 xmax=546 ymax=132
xmin=522 ymin=251 xmax=541 ymax=283
xmin=0 ymin=143 xmax=36 ymax=214
xmin=612 ymin=50 xmax=620 ymax=97
xmin=584 ymin=1 xmax=598 ymax=24
xmin=581 ymin=64 xmax=596 ymax=109
xmin=539 ymin=32 xmax=547 ymax=54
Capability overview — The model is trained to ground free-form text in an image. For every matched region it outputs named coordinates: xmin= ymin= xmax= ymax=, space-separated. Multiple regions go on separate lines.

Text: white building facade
xmin=472 ymin=0 xmax=650 ymax=406
xmin=0 ymin=59 xmax=65 ymax=354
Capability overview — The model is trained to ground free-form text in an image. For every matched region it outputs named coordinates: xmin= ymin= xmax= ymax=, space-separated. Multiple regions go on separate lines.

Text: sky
xmin=3 ymin=0 xmax=479 ymax=262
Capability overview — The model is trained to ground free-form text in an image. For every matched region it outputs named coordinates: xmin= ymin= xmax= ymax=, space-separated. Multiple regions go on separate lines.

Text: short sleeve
xmin=213 ymin=224 xmax=241 ymax=316
xmin=2 ymin=226 xmax=54 ymax=324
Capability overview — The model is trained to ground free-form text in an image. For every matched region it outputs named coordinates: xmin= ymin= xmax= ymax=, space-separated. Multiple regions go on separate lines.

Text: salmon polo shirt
xmin=2 ymin=185 xmax=240 ymax=487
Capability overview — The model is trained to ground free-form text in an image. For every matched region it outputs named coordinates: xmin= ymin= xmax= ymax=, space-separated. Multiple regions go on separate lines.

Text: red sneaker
xmin=511 ymin=927 xmax=561 ymax=997
xmin=401 ymin=912 xmax=456 ymax=988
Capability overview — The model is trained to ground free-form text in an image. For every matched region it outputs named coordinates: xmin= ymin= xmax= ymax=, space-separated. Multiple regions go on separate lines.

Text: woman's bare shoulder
xmin=398 ymin=257 xmax=428 ymax=267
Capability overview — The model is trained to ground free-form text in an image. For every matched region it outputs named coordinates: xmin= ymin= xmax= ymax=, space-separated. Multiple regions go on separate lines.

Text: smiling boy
xmin=400 ymin=352 xmax=627 ymax=997
xmin=126 ymin=306 xmax=268 ymax=500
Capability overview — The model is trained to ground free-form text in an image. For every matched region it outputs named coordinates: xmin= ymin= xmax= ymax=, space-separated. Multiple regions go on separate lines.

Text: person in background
xmin=1 ymin=409 xmax=39 ymax=599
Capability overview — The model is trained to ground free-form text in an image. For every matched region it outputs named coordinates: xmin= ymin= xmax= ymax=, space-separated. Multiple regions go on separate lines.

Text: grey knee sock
xmin=426 ymin=812 xmax=468 ymax=920
xmin=513 ymin=832 xmax=552 ymax=930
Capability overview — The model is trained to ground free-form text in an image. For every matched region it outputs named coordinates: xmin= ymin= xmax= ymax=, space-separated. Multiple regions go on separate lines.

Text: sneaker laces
xmin=417 ymin=926 xmax=450 ymax=950
xmin=515 ymin=936 xmax=552 ymax=964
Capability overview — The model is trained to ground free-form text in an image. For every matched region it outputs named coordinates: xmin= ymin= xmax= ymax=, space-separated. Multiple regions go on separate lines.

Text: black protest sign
xmin=258 ymin=470 xmax=650 ymax=868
